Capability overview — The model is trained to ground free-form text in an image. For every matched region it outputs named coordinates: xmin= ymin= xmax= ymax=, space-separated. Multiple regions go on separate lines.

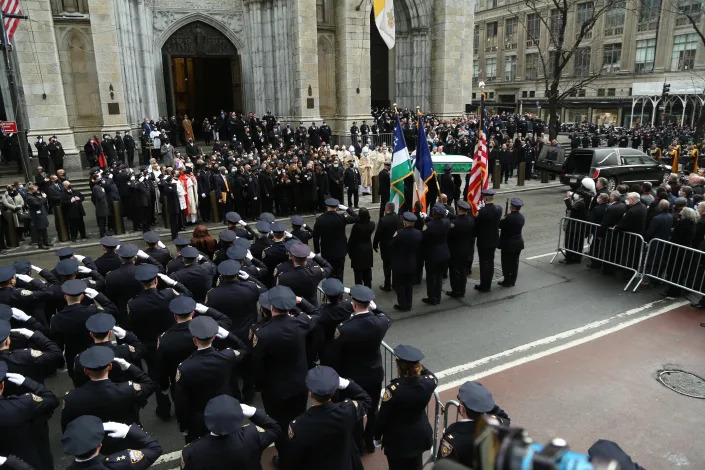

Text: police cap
xmin=56 ymin=258 xmax=79 ymax=276
xmin=271 ymin=221 xmax=287 ymax=233
xmin=444 ymin=164 xmax=452 ymax=171
xmin=117 ymin=244 xmax=139 ymax=258
xmin=142 ymin=231 xmax=160 ymax=244
xmin=61 ymin=279 xmax=87 ymax=296
xmin=13 ymin=260 xmax=31 ymax=274
xmin=393 ymin=344 xmax=425 ymax=362
xmin=56 ymin=247 xmax=75 ymax=258
xmin=180 ymin=246 xmax=199 ymax=259
xmin=457 ymin=200 xmax=471 ymax=211
xmin=218 ymin=259 xmax=241 ymax=276
xmin=169 ymin=296 xmax=197 ymax=316
xmin=0 ymin=305 xmax=11 ymax=321
xmin=291 ymin=215 xmax=304 ymax=226
xmin=433 ymin=203 xmax=448 ymax=215
xmin=259 ymin=291 xmax=271 ymax=310
xmin=189 ymin=315 xmax=218 ymax=339
xmin=350 ymin=285 xmax=375 ymax=303
xmin=306 ymin=366 xmax=340 ymax=396
xmin=135 ymin=264 xmax=160 ymax=282
xmin=99 ymin=236 xmax=120 ymax=248
xmin=481 ymin=189 xmax=496 ymax=196
xmin=226 ymin=245 xmax=248 ymax=261
xmin=290 ymin=243 xmax=311 ymax=258
xmin=204 ymin=395 xmax=243 ymax=435
xmin=284 ymin=239 xmax=300 ymax=252
xmin=259 ymin=212 xmax=276 ymax=223
xmin=588 ymin=440 xmax=642 ymax=470
xmin=85 ymin=313 xmax=116 ymax=333
xmin=511 ymin=197 xmax=524 ymax=208
xmin=219 ymin=230 xmax=237 ymax=243
xmin=225 ymin=212 xmax=242 ymax=224
xmin=62 ymin=415 xmax=104 ymax=456
xmin=79 ymin=345 xmax=115 ymax=369
xmin=321 ymin=278 xmax=344 ymax=297
xmin=233 ymin=238 xmax=251 ymax=249
xmin=0 ymin=266 xmax=15 ymax=283
xmin=173 ymin=238 xmax=191 ymax=247
xmin=402 ymin=212 xmax=418 ymax=222
xmin=255 ymin=220 xmax=272 ymax=233
xmin=267 ymin=285 xmax=296 ymax=310
xmin=0 ymin=320 xmax=10 ymax=342
xmin=458 ymin=381 xmax=495 ymax=413
xmin=325 ymin=198 xmax=340 ymax=207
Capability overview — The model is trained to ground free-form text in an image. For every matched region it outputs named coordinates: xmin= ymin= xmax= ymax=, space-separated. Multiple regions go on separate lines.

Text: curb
xmin=496 ymin=182 xmax=563 ymax=194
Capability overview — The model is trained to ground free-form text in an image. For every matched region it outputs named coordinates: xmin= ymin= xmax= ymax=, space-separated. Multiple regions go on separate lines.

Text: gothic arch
xmin=156 ymin=13 xmax=244 ymax=52
xmin=399 ymin=0 xmax=431 ymax=32
xmin=59 ymin=28 xmax=101 ymax=125
xmin=317 ymin=35 xmax=336 ymax=117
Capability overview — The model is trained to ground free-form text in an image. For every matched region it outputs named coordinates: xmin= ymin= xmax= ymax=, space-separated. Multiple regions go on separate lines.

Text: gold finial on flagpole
xmin=416 ymin=106 xmax=422 ymax=117
xmin=393 ymin=103 xmax=399 ymax=116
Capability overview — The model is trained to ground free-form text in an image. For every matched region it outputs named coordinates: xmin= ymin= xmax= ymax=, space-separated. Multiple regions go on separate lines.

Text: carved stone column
xmin=290 ymin=0 xmax=321 ymax=122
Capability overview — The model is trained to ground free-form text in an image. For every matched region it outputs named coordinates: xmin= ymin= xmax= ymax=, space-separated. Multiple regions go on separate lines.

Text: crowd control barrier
xmin=635 ymin=238 xmax=705 ymax=295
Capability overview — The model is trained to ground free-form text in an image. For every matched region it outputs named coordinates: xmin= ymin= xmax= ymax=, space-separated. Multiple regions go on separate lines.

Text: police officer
xmin=94 ymin=236 xmax=122 ymax=277
xmin=166 ymin=238 xmax=192 ymax=274
xmin=0 ymin=319 xmax=63 ymax=387
xmin=276 ymin=243 xmax=332 ymax=306
xmin=250 ymin=285 xmax=315 ymax=456
xmin=374 ymin=345 xmax=438 ymax=470
xmin=71 ymin=313 xmax=145 ymax=387
xmin=61 ymin=415 xmax=162 ymax=470
xmin=390 ymin=212 xmax=423 ymax=312
xmin=373 ymin=202 xmax=399 ymax=292
xmin=169 ymin=246 xmax=216 ymax=302
xmin=498 ymin=198 xmax=525 ymax=287
xmin=0 ymin=361 xmax=59 ymax=470
xmin=474 ymin=189 xmax=502 ymax=293
xmin=250 ymin=221 xmax=273 ymax=260
xmin=61 ymin=346 xmax=156 ymax=454
xmin=226 ymin=244 xmax=268 ymax=282
xmin=143 ymin=231 xmax=172 ymax=267
xmin=213 ymin=229 xmax=237 ymax=265
xmin=180 ymin=395 xmax=280 ymax=470
xmin=46 ymin=257 xmax=103 ymax=318
xmin=50 ymin=279 xmax=118 ymax=376
xmin=323 ymin=285 xmax=390 ymax=453
xmin=315 ymin=278 xmax=353 ymax=346
xmin=262 ymin=221 xmax=291 ymax=286
xmin=174 ymin=316 xmax=247 ymax=443
xmin=422 ymin=203 xmax=451 ymax=306
xmin=0 ymin=265 xmax=54 ymax=331
xmin=284 ymin=366 xmax=371 ymax=470
xmin=313 ymin=198 xmax=358 ymax=282
xmin=0 ymin=304 xmax=48 ymax=350
xmin=291 ymin=215 xmax=313 ymax=245
xmin=51 ymin=247 xmax=99 ymax=279
xmin=437 ymin=381 xmax=510 ymax=465
xmin=225 ymin=212 xmax=255 ymax=239
xmin=446 ymin=200 xmax=475 ymax=298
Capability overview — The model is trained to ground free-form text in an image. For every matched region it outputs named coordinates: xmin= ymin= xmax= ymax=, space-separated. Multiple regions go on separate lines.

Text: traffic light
xmin=662 ymin=83 xmax=670 ymax=97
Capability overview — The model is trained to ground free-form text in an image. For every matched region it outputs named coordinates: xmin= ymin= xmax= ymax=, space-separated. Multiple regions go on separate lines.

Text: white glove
xmin=307 ymin=252 xmax=316 ymax=259
xmin=338 ymin=377 xmax=350 ymax=389
xmin=420 ymin=212 xmax=427 ymax=218
xmin=113 ymin=357 xmax=131 ymax=371
xmin=343 ymin=287 xmax=351 ymax=294
xmin=11 ymin=328 xmax=33 ymax=338
xmin=15 ymin=274 xmax=32 ymax=283
xmin=338 ymin=204 xmax=348 ymax=211
xmin=108 ymin=173 xmax=113 ymax=179
xmin=74 ymin=254 xmax=86 ymax=262
xmin=373 ymin=439 xmax=382 ymax=448
xmin=246 ymin=250 xmax=253 ymax=261
xmin=10 ymin=308 xmax=30 ymax=322
xmin=240 ymin=403 xmax=257 ymax=418
xmin=369 ymin=300 xmax=377 ymax=311
xmin=197 ymin=254 xmax=204 ymax=261
xmin=302 ymin=223 xmax=307 ymax=229
xmin=78 ymin=266 xmax=92 ymax=274
xmin=5 ymin=373 xmax=25 ymax=386
xmin=216 ymin=326 xmax=229 ymax=339
xmin=30 ymin=265 xmax=42 ymax=273
xmin=157 ymin=240 xmax=166 ymax=249
xmin=201 ymin=193 xmax=206 ymax=198
xmin=84 ymin=287 xmax=98 ymax=299
xmin=284 ymin=231 xmax=292 ymax=238
xmin=103 ymin=422 xmax=130 ymax=439
xmin=115 ymin=245 xmax=120 ymax=251
xmin=138 ymin=176 xmax=145 ymax=183
xmin=0 ymin=456 xmax=7 ymax=466
xmin=237 ymin=220 xmax=248 ymax=227
xmin=136 ymin=249 xmax=149 ymax=260
xmin=194 ymin=303 xmax=208 ymax=314
xmin=112 ymin=326 xmax=126 ymax=340
xmin=238 ymin=271 xmax=249 ymax=280
xmin=157 ymin=273 xmax=176 ymax=286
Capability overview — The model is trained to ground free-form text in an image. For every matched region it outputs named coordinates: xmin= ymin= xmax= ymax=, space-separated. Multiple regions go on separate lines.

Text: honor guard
xmin=422 ymin=203 xmax=452 ymax=306
xmin=437 ymin=381 xmax=510 ymax=466
xmin=94 ymin=236 xmax=122 ymax=277
xmin=284 ymin=366 xmax=372 ymax=470
xmin=498 ymin=198 xmax=525 ymax=287
xmin=312 ymin=198 xmax=359 ymax=282
xmin=143 ymin=231 xmax=173 ymax=267
xmin=374 ymin=345 xmax=438 ymax=470
xmin=446 ymin=200 xmax=475 ymax=298
xmin=62 ymin=415 xmax=162 ymax=470
xmin=323 ymin=285 xmax=390 ymax=453
xmin=169 ymin=247 xmax=216 ymax=302
xmin=276 ymin=242 xmax=333 ymax=306
xmin=180 ymin=395 xmax=280 ymax=470
xmin=390 ymin=212 xmax=423 ymax=312
xmin=61 ymin=346 xmax=156 ymax=454
xmin=474 ymin=189 xmax=502 ymax=292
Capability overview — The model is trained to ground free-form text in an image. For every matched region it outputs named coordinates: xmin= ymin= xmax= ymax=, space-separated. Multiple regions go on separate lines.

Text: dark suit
xmin=95 ymin=251 xmax=122 ymax=277
xmin=422 ymin=217 xmax=451 ymax=303
xmin=313 ymin=208 xmax=358 ymax=282
xmin=373 ymin=213 xmax=399 ymax=289
xmin=61 ymin=188 xmax=86 ymax=241
xmin=390 ymin=226 xmax=422 ymax=309
xmin=378 ymin=169 xmax=391 ymax=215
xmin=475 ymin=203 xmax=502 ymax=290
xmin=448 ymin=213 xmax=475 ymax=295
xmin=498 ymin=211 xmax=525 ymax=286
xmin=347 ymin=220 xmax=376 ymax=287
xmin=597 ymin=202 xmax=626 ymax=271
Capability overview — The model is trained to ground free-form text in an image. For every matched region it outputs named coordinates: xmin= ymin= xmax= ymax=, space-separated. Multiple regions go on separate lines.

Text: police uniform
xmin=174 ymin=316 xmax=247 ymax=443
xmin=373 ymin=210 xmax=400 ymax=291
xmin=262 ymin=222 xmax=291 ymax=287
xmin=0 ymin=362 xmax=59 ymax=470
xmin=226 ymin=244 xmax=269 ymax=282
xmin=212 ymin=230 xmax=237 ymax=266
xmin=180 ymin=395 xmax=280 ymax=470
xmin=225 ymin=212 xmax=255 ymax=240
xmin=285 ymin=366 xmax=371 ymax=470
xmin=475 ymin=190 xmax=502 ymax=292
xmin=249 ymin=222 xmax=273 ymax=260
xmin=166 ymin=238 xmax=191 ymax=274
xmin=375 ymin=346 xmax=438 ymax=470
xmin=62 ymin=415 xmax=162 ymax=470
xmin=390 ymin=213 xmax=423 ymax=311
xmin=61 ymin=346 xmax=156 ymax=454
xmin=312 ymin=199 xmax=359 ymax=282
xmin=0 ymin=265 xmax=54 ymax=331
xmin=498 ymin=198 xmax=525 ymax=287
xmin=323 ymin=286 xmax=390 ymax=451
xmin=291 ymin=216 xmax=312 ymax=245
xmin=143 ymin=231 xmax=173 ymax=267
xmin=422 ymin=204 xmax=451 ymax=305
xmin=276 ymin=243 xmax=333 ymax=306
xmin=447 ymin=201 xmax=475 ymax=298
xmin=94 ymin=236 xmax=122 ymax=277
xmin=0 ymin=320 xmax=63 ymax=391
xmin=315 ymin=279 xmax=354 ymax=344
xmin=169 ymin=247 xmax=217 ymax=302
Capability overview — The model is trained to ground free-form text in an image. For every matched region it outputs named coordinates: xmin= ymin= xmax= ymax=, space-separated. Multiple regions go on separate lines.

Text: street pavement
xmin=5 ymin=182 xmax=704 ymax=469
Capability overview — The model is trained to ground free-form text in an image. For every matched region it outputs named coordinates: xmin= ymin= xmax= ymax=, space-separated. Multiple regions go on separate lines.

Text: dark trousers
xmin=357 ymin=381 xmax=381 ymax=448
xmin=67 ymin=217 xmax=86 ymax=240
xmin=501 ymin=250 xmax=521 ymax=285
xmin=329 ymin=257 xmax=345 ymax=282
xmin=393 ymin=271 xmax=414 ymax=309
xmin=347 ymin=187 xmax=359 ymax=208
xmin=96 ymin=215 xmax=107 ymax=237
xmin=353 ymin=268 xmax=372 ymax=287
xmin=380 ymin=252 xmax=392 ymax=288
xmin=126 ymin=149 xmax=134 ymax=167
xmin=331 ymin=184 xmax=344 ymax=202
xmin=132 ymin=206 xmax=149 ymax=232
xmin=478 ymin=248 xmax=496 ymax=289
xmin=218 ymin=201 xmax=231 ymax=221
xmin=32 ymin=226 xmax=49 ymax=247
xmin=168 ymin=212 xmax=180 ymax=240
xmin=198 ymin=196 xmax=211 ymax=222
xmin=387 ymin=454 xmax=423 ymax=470
xmin=501 ymin=163 xmax=511 ymax=182
xmin=449 ymin=258 xmax=469 ymax=295
xmin=262 ymin=391 xmax=307 ymax=452
xmin=425 ymin=259 xmax=448 ymax=303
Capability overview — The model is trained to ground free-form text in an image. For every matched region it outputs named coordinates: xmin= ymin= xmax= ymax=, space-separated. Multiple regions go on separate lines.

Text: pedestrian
xmin=422 ymin=203 xmax=451 ymax=305
xmin=312 ymin=198 xmax=358 ymax=282
xmin=562 ymin=178 xmax=594 ymax=264
xmin=391 ymin=212 xmax=422 ymax=311
xmin=60 ymin=180 xmax=87 ymax=242
xmin=446 ymin=200 xmax=474 ymax=298
xmin=24 ymin=183 xmax=51 ymax=250
xmin=373 ymin=201 xmax=399 ymax=292
xmin=474 ymin=189 xmax=502 ymax=292
xmin=347 ymin=207 xmax=375 ymax=287
xmin=498 ymin=198 xmax=525 ymax=287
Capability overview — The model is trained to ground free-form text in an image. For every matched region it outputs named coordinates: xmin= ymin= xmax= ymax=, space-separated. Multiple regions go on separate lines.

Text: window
xmin=604 ymin=1 xmax=625 ymax=36
xmin=487 ymin=0 xmax=498 ymax=8
xmin=474 ymin=26 xmax=479 ymax=53
xmin=607 ymin=88 xmax=616 ymax=96
xmin=597 ymin=88 xmax=605 ymax=96
xmin=576 ymin=2 xmax=594 ymax=39
xmin=522 ymin=91 xmax=528 ymax=98
xmin=316 ymin=0 xmax=325 ymax=23
xmin=638 ymin=0 xmax=661 ymax=31
xmin=525 ymin=52 xmax=540 ymax=79
xmin=472 ymin=93 xmax=477 ymax=99
xmin=635 ymin=39 xmax=656 ymax=73
xmin=489 ymin=92 xmax=495 ymax=99
xmin=526 ymin=13 xmax=540 ymax=47
xmin=550 ymin=9 xmax=563 ymax=44
xmin=505 ymin=17 xmax=518 ymax=50
xmin=486 ymin=57 xmax=497 ymax=80
xmin=529 ymin=90 xmax=535 ymax=97
xmin=578 ymin=89 xmax=586 ymax=97
xmin=602 ymin=44 xmax=621 ymax=74
xmin=505 ymin=55 xmax=517 ymax=81
xmin=676 ymin=0 xmax=703 ymax=26
xmin=672 ymin=33 xmax=698 ymax=70
xmin=573 ymin=47 xmax=591 ymax=77
xmin=486 ymin=22 xmax=498 ymax=51
xmin=473 ymin=59 xmax=479 ymax=84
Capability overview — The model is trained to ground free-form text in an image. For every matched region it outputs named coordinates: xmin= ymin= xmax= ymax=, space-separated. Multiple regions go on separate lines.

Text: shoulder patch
xmin=133 ymin=382 xmax=142 ymax=392
xmin=252 ymin=333 xmax=258 ymax=347
xmin=288 ymin=424 xmax=295 ymax=439
xmin=31 ymin=393 xmax=43 ymax=403
xmin=441 ymin=439 xmax=454 ymax=457
xmin=382 ymin=389 xmax=392 ymax=402
xmin=129 ymin=449 xmax=144 ymax=463
xmin=20 ymin=289 xmax=32 ymax=296
xmin=30 ymin=349 xmax=43 ymax=358
xmin=128 ymin=345 xmax=136 ymax=353
xmin=334 ymin=327 xmax=341 ymax=339
xmin=175 ymin=368 xmax=181 ymax=382
xmin=256 ymin=425 xmax=265 ymax=433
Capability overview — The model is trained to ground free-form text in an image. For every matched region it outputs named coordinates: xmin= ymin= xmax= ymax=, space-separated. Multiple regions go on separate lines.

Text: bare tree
xmin=512 ymin=0 xmax=625 ymax=139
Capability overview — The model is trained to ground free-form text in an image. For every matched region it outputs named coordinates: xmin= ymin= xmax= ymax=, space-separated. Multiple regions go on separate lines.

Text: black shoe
xmin=379 ymin=285 xmax=392 ymax=292
xmin=498 ymin=280 xmax=514 ymax=287
xmin=155 ymin=407 xmax=171 ymax=421
xmin=421 ymin=297 xmax=439 ymax=305
xmin=46 ymin=243 xmax=54 ymax=247
xmin=38 ymin=245 xmax=49 ymax=250
xmin=393 ymin=304 xmax=410 ymax=312
xmin=446 ymin=290 xmax=463 ymax=298
xmin=364 ymin=442 xmax=376 ymax=454
xmin=474 ymin=285 xmax=490 ymax=292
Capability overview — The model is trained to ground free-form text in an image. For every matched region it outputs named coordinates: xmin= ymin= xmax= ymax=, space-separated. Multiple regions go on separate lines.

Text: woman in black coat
xmin=347 ymin=207 xmax=375 ymax=287
xmin=664 ymin=206 xmax=697 ymax=297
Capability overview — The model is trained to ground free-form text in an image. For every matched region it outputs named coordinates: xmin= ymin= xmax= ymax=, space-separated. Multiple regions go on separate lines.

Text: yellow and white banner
xmin=373 ymin=0 xmax=395 ymax=49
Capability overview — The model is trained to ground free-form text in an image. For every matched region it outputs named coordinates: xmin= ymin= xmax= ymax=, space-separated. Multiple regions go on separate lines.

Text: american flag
xmin=466 ymin=92 xmax=489 ymax=216
xmin=2 ymin=0 xmax=21 ymax=43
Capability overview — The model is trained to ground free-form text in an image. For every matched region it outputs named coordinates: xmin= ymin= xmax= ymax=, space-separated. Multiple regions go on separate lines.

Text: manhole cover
xmin=657 ymin=370 xmax=705 ymax=399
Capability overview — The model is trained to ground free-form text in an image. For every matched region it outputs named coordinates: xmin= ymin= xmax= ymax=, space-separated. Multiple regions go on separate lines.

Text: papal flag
xmin=391 ymin=115 xmax=412 ymax=210
xmin=373 ymin=0 xmax=395 ymax=49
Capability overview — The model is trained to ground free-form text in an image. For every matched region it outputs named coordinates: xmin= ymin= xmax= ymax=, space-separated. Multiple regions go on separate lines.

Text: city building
xmin=473 ymin=0 xmax=705 ymax=127
xmin=3 ymin=0 xmax=472 ymax=170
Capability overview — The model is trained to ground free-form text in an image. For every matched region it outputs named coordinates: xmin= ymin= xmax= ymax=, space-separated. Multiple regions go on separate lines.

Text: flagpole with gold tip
xmin=395 ymin=103 xmax=420 ymax=205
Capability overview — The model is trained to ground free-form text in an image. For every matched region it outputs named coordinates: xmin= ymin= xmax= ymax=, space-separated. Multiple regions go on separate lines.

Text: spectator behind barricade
xmin=640 ymin=182 xmax=654 ymax=206
xmin=190 ymin=224 xmax=217 ymax=260
xmin=616 ymin=184 xmax=628 ymax=203
xmin=663 ymin=206 xmax=697 ymax=297
xmin=680 ymin=185 xmax=694 ymax=208
xmin=645 ymin=200 xmax=674 ymax=242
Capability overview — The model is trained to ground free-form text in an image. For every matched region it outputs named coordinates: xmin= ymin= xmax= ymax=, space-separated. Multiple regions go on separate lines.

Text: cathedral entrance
xmin=370 ymin=11 xmax=391 ymax=109
xmin=162 ymin=21 xmax=243 ymax=120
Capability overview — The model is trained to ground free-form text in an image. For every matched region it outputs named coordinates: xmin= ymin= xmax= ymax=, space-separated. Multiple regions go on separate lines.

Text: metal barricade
xmin=634 ymin=238 xmax=705 ymax=295
xmin=551 ymin=217 xmax=647 ymax=290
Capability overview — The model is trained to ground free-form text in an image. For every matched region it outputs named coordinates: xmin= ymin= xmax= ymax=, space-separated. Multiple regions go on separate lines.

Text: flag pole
xmin=395 ymin=103 xmax=420 ymax=207
xmin=419 ymin=105 xmax=441 ymax=195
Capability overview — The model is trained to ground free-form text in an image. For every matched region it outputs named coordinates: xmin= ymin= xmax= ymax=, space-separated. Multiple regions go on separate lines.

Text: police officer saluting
xmin=390 ymin=212 xmax=422 ymax=312
xmin=94 ymin=236 xmax=122 ymax=277
xmin=170 ymin=246 xmax=216 ymax=302
xmin=498 ymin=198 xmax=525 ymax=287
xmin=446 ymin=200 xmax=475 ymax=298
xmin=276 ymin=242 xmax=332 ymax=306
xmin=143 ymin=231 xmax=173 ymax=268
xmin=180 ymin=394 xmax=280 ymax=470
xmin=474 ymin=189 xmax=502 ymax=293
xmin=313 ymin=198 xmax=358 ymax=282
xmin=290 ymin=215 xmax=313 ymax=245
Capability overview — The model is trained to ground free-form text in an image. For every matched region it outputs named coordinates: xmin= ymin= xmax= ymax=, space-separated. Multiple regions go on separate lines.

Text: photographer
xmin=561 ymin=178 xmax=594 ymax=264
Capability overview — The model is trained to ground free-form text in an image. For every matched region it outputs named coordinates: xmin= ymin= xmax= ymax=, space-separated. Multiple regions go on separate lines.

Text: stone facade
xmin=13 ymin=0 xmax=474 ymax=168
